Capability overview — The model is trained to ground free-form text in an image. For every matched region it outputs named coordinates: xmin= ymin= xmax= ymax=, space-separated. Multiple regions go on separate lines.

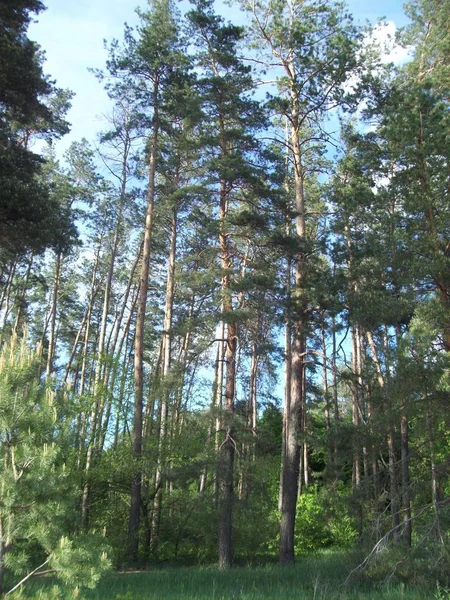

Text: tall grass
xmin=21 ymin=553 xmax=436 ymax=600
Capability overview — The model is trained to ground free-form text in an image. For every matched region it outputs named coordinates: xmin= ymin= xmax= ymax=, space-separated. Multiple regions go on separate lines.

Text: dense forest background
xmin=0 ymin=0 xmax=449 ymax=595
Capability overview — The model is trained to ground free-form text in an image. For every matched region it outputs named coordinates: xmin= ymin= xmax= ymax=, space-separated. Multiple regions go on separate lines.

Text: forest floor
xmin=23 ymin=553 xmax=441 ymax=599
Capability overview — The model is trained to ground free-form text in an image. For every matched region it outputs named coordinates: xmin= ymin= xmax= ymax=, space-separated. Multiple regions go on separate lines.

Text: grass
xmin=20 ymin=553 xmax=439 ymax=600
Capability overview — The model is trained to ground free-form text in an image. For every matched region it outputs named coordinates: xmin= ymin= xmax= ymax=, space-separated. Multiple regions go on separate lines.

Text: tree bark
xmin=128 ymin=76 xmax=159 ymax=560
xmin=279 ymin=62 xmax=306 ymax=565
xmin=366 ymin=330 xmax=400 ymax=540
xmin=45 ymin=252 xmax=62 ymax=380
xmin=150 ymin=206 xmax=177 ymax=556
xmin=217 ymin=177 xmax=237 ymax=570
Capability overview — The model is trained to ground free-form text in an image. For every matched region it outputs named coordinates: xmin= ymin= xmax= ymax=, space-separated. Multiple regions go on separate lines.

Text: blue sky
xmin=29 ymin=0 xmax=411 ymax=154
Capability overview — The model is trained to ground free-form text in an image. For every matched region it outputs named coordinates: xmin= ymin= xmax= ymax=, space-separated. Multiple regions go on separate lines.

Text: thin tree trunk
xmin=351 ymin=326 xmax=363 ymax=536
xmin=45 ymin=252 xmax=62 ymax=380
xmin=150 ymin=206 xmax=177 ymax=556
xmin=99 ymin=283 xmax=138 ymax=453
xmin=12 ymin=253 xmax=33 ymax=336
xmin=78 ymin=245 xmax=102 ymax=397
xmin=424 ymin=395 xmax=443 ymax=542
xmin=1 ymin=261 xmax=17 ymax=329
xmin=114 ymin=329 xmax=134 ymax=450
xmin=0 ymin=260 xmax=17 ymax=315
xmin=249 ymin=342 xmax=258 ymax=461
xmin=321 ymin=320 xmax=332 ymax=467
xmin=366 ymin=330 xmax=400 ymax=540
xmin=200 ymin=339 xmax=222 ymax=495
xmin=93 ymin=129 xmax=130 ymax=396
xmin=129 ymin=76 xmax=159 ymax=559
xmin=217 ymin=172 xmax=238 ymax=569
xmin=63 ymin=311 xmax=88 ymax=386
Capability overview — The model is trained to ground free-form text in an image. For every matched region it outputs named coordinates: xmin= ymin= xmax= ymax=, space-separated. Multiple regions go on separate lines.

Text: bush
xmin=294 ymin=487 xmax=358 ymax=555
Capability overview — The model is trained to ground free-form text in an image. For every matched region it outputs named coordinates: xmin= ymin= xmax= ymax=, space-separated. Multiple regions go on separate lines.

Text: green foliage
xmin=362 ymin=540 xmax=450 ymax=587
xmin=50 ymin=534 xmax=111 ymax=589
xmin=0 ymin=0 xmax=76 ymax=256
xmin=294 ymin=488 xmax=358 ymax=555
xmin=435 ymin=583 xmax=450 ymax=600
xmin=2 ymin=0 xmax=450 ymax=583
xmin=7 ymin=584 xmax=84 ymax=600
xmin=0 ymin=335 xmax=111 ymax=596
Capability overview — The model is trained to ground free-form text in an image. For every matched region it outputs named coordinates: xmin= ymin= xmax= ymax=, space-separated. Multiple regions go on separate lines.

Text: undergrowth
xmin=14 ymin=552 xmax=439 ymax=599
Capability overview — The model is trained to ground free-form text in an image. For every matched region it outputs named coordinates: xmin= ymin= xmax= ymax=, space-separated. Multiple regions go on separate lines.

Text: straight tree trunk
xmin=248 ymin=342 xmax=258 ymax=461
xmin=45 ymin=252 xmax=62 ymax=380
xmin=352 ymin=326 xmax=362 ymax=535
xmin=366 ymin=330 xmax=400 ymax=540
xmin=279 ymin=239 xmax=292 ymax=512
xmin=12 ymin=253 xmax=33 ymax=336
xmin=128 ymin=76 xmax=159 ymax=559
xmin=321 ymin=319 xmax=333 ymax=466
xmin=279 ymin=64 xmax=306 ymax=565
xmin=63 ymin=311 xmax=88 ymax=386
xmin=218 ymin=178 xmax=237 ymax=569
xmin=150 ymin=206 xmax=177 ymax=556
xmin=1 ymin=261 xmax=17 ymax=329
xmin=0 ymin=260 xmax=16 ymax=316
xmin=423 ymin=394 xmax=443 ymax=542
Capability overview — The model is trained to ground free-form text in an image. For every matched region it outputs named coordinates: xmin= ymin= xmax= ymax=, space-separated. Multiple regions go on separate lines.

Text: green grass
xmin=20 ymin=554 xmax=439 ymax=600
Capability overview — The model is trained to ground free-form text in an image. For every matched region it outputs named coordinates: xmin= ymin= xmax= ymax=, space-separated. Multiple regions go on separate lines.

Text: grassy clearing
xmin=22 ymin=554 xmax=439 ymax=600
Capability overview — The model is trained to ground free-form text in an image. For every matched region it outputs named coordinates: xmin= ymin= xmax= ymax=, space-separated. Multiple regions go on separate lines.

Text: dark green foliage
xmin=0 ymin=0 xmax=76 ymax=255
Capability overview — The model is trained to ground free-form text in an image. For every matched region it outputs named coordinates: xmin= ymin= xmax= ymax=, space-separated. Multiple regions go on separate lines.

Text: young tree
xmin=0 ymin=334 xmax=111 ymax=597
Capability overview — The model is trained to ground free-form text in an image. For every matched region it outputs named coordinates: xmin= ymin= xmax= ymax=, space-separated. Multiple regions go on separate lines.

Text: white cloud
xmin=368 ymin=21 xmax=412 ymax=65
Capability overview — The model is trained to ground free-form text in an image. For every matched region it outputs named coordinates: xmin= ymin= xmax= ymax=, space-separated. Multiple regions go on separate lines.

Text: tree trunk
xmin=1 ymin=260 xmax=17 ymax=330
xmin=217 ymin=176 xmax=237 ymax=569
xmin=99 ymin=282 xmax=139 ymax=453
xmin=279 ymin=244 xmax=292 ymax=512
xmin=249 ymin=342 xmax=258 ymax=461
xmin=12 ymin=253 xmax=33 ymax=336
xmin=321 ymin=318 xmax=333 ymax=467
xmin=128 ymin=76 xmax=159 ymax=560
xmin=200 ymin=322 xmax=224 ymax=496
xmin=93 ymin=123 xmax=130 ymax=398
xmin=352 ymin=326 xmax=362 ymax=536
xmin=45 ymin=252 xmax=62 ymax=380
xmin=150 ymin=206 xmax=177 ymax=556
xmin=366 ymin=330 xmax=400 ymax=540
xmin=279 ymin=67 xmax=306 ymax=565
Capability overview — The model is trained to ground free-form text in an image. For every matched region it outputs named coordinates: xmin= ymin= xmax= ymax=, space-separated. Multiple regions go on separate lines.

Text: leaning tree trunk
xmin=99 ymin=281 xmax=139 ymax=453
